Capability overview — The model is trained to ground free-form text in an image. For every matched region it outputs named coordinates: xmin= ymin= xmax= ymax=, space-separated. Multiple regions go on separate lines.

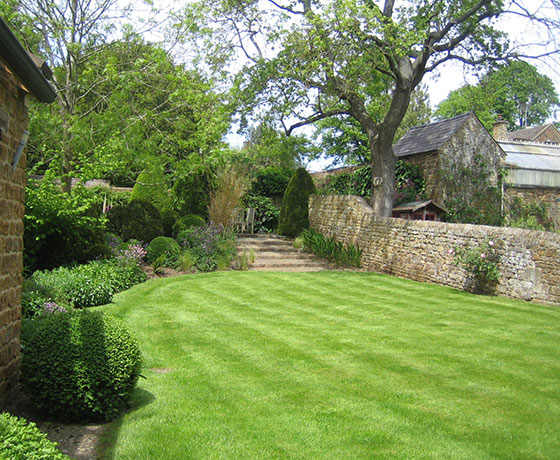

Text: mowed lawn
xmin=98 ymin=271 xmax=560 ymax=460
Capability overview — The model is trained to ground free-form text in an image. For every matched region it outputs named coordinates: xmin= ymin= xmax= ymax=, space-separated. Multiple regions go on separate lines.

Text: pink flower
xmin=448 ymin=248 xmax=454 ymax=255
xmin=480 ymin=253 xmax=486 ymax=259
xmin=488 ymin=241 xmax=494 ymax=246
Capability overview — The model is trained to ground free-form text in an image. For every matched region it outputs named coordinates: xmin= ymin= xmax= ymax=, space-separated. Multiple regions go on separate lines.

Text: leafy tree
xmin=315 ymin=88 xmax=433 ymax=166
xmin=241 ymin=123 xmax=319 ymax=169
xmin=181 ymin=0 xmax=560 ymax=216
xmin=436 ymin=61 xmax=559 ymax=130
xmin=26 ymin=35 xmax=232 ymax=187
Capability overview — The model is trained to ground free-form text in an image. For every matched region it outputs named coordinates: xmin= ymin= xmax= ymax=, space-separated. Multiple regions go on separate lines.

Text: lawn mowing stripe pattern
xmin=100 ymin=271 xmax=560 ymax=460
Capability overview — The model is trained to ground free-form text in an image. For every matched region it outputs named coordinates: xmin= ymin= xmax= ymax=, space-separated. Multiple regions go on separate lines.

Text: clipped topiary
xmin=0 ymin=412 xmax=72 ymax=460
xmin=251 ymin=166 xmax=294 ymax=198
xmin=131 ymin=168 xmax=173 ymax=211
xmin=146 ymin=236 xmax=181 ymax=268
xmin=172 ymin=170 xmax=211 ymax=217
xmin=172 ymin=214 xmax=206 ymax=236
xmin=160 ymin=208 xmax=179 ymax=237
xmin=278 ymin=167 xmax=317 ymax=237
xmin=107 ymin=199 xmax=163 ymax=243
xmin=20 ymin=310 xmax=142 ymax=422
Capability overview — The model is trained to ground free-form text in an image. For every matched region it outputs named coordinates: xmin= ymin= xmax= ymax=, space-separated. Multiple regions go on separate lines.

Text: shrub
xmin=251 ymin=166 xmax=294 ymax=197
xmin=0 ymin=412 xmax=72 ymax=460
xmin=243 ymin=194 xmax=280 ymax=233
xmin=452 ymin=239 xmax=501 ymax=294
xmin=172 ymin=214 xmax=206 ymax=236
xmin=160 ymin=208 xmax=179 ymax=237
xmin=29 ymin=256 xmax=146 ymax=309
xmin=20 ymin=310 xmax=142 ymax=422
xmin=178 ymin=223 xmax=236 ymax=272
xmin=278 ymin=168 xmax=317 ymax=237
xmin=172 ymin=170 xmax=211 ymax=217
xmin=106 ymin=199 xmax=163 ymax=243
xmin=24 ymin=180 xmax=107 ymax=272
xmin=146 ymin=237 xmax=181 ymax=268
xmin=131 ymin=168 xmax=173 ymax=211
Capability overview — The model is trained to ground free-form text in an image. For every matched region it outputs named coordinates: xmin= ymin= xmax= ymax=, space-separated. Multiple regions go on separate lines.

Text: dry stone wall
xmin=310 ymin=195 xmax=560 ymax=306
xmin=0 ymin=65 xmax=28 ymax=408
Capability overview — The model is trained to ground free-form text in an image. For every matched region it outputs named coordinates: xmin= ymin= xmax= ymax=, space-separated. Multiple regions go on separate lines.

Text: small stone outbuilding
xmin=0 ymin=16 xmax=55 ymax=409
xmin=393 ymin=112 xmax=505 ymax=205
xmin=493 ymin=122 xmax=560 ymax=228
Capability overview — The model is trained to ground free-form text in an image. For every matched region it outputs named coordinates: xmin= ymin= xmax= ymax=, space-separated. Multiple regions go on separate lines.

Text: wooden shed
xmin=392 ymin=200 xmax=447 ymax=221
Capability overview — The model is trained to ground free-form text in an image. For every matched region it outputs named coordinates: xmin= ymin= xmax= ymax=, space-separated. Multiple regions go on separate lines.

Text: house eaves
xmin=0 ymin=16 xmax=56 ymax=103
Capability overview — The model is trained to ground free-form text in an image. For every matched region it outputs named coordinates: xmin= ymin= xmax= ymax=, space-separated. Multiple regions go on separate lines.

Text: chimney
xmin=492 ymin=114 xmax=508 ymax=139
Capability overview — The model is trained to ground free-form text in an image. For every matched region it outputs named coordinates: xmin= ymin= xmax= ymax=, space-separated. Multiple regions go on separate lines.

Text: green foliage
xmin=177 ymin=223 xmax=236 ymax=272
xmin=172 ymin=170 xmax=211 ymax=218
xmin=243 ymin=194 xmax=280 ymax=233
xmin=453 ymin=239 xmax=501 ymax=292
xmin=442 ymin=156 xmax=504 ymax=226
xmin=251 ymin=166 xmax=294 ymax=198
xmin=160 ymin=208 xmax=179 ymax=237
xmin=505 ymin=197 xmax=554 ymax=231
xmin=107 ymin=199 xmax=164 ymax=243
xmin=435 ymin=61 xmax=559 ymax=130
xmin=131 ymin=168 xmax=173 ymax=212
xmin=20 ymin=310 xmax=142 ymax=422
xmin=319 ymin=162 xmax=425 ymax=204
xmin=28 ymin=252 xmax=146 ymax=309
xmin=0 ymin=412 xmax=72 ymax=460
xmin=24 ymin=180 xmax=107 ymax=272
xmin=278 ymin=168 xmax=317 ymax=237
xmin=147 ymin=237 xmax=181 ymax=268
xmin=173 ymin=214 xmax=206 ymax=236
xmin=300 ymin=228 xmax=362 ymax=268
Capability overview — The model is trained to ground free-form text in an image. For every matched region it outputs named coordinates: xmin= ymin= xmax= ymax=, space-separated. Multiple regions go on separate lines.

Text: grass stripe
xmin=98 ymin=272 xmax=560 ymax=460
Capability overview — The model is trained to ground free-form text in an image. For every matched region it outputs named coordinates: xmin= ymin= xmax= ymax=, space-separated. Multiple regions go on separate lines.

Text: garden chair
xmin=246 ymin=208 xmax=255 ymax=234
xmin=233 ymin=207 xmax=246 ymax=233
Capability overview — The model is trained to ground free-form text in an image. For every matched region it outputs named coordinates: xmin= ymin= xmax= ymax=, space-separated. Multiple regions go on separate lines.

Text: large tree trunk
xmin=370 ymin=72 xmax=413 ymax=216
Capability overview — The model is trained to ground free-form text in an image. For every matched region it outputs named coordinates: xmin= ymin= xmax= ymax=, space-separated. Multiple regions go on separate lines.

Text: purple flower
xmin=480 ymin=253 xmax=486 ymax=259
xmin=41 ymin=302 xmax=67 ymax=315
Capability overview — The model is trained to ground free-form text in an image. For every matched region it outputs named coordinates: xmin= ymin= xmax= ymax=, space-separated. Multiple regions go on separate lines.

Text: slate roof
xmin=392 ymin=200 xmax=448 ymax=213
xmin=503 ymin=124 xmax=560 ymax=142
xmin=393 ymin=113 xmax=473 ymax=157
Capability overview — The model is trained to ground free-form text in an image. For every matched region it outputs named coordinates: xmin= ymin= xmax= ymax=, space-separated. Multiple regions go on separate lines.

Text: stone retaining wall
xmin=0 ymin=65 xmax=28 ymax=408
xmin=309 ymin=195 xmax=560 ymax=306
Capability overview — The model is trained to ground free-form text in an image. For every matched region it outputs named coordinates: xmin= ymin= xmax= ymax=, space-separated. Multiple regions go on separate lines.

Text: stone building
xmin=493 ymin=121 xmax=560 ymax=228
xmin=393 ymin=112 xmax=505 ymax=205
xmin=0 ymin=16 xmax=55 ymax=409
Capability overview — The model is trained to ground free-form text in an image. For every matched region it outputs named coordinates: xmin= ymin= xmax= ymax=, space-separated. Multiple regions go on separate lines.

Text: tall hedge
xmin=131 ymin=168 xmax=173 ymax=212
xmin=278 ymin=167 xmax=316 ymax=237
xmin=106 ymin=199 xmax=163 ymax=243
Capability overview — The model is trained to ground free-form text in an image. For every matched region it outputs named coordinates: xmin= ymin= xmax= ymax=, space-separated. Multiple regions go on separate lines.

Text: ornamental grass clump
xmin=452 ymin=238 xmax=501 ymax=293
xmin=20 ymin=310 xmax=142 ymax=422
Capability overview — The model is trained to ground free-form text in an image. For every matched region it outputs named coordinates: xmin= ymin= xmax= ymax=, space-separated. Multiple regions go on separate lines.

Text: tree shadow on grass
xmin=96 ymin=387 xmax=156 ymax=460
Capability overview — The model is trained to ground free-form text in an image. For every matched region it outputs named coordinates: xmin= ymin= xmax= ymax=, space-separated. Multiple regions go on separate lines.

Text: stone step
xmin=236 ymin=234 xmax=328 ymax=272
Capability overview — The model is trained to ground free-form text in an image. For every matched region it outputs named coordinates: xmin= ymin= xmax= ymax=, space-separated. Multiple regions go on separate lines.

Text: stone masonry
xmin=0 ymin=64 xmax=29 ymax=408
xmin=310 ymin=195 xmax=560 ymax=306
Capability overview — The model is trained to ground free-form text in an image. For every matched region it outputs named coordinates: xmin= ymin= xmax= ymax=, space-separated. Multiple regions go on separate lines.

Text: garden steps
xmin=236 ymin=234 xmax=328 ymax=272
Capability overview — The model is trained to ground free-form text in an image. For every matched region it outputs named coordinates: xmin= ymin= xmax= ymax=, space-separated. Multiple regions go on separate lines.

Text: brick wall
xmin=0 ymin=64 xmax=29 ymax=408
xmin=309 ymin=195 xmax=560 ymax=306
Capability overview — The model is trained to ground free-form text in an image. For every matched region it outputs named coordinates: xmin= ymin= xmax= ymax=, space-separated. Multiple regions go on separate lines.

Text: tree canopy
xmin=180 ymin=0 xmax=559 ymax=215
xmin=435 ymin=61 xmax=559 ymax=130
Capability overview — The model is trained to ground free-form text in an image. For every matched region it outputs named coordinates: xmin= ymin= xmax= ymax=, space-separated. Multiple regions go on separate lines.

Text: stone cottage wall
xmin=309 ymin=195 xmax=560 ymax=306
xmin=505 ymin=186 xmax=560 ymax=230
xmin=0 ymin=64 xmax=28 ymax=408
